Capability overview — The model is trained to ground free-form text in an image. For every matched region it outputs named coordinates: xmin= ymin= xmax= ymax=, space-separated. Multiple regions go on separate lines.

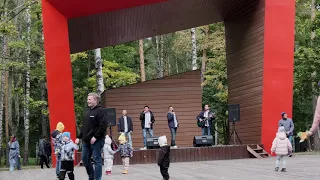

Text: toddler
xmin=271 ymin=126 xmax=292 ymax=172
xmin=51 ymin=122 xmax=64 ymax=178
xmin=103 ymin=135 xmax=118 ymax=175
xmin=58 ymin=132 xmax=79 ymax=180
xmin=157 ymin=135 xmax=170 ymax=180
xmin=118 ymin=133 xmax=133 ymax=174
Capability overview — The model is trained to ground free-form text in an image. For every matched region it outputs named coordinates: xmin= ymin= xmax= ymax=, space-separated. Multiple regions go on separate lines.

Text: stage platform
xmin=75 ymin=145 xmax=253 ymax=165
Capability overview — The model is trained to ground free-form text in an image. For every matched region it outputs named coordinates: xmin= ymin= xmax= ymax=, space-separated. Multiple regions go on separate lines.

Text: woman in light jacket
xmin=8 ymin=135 xmax=20 ymax=172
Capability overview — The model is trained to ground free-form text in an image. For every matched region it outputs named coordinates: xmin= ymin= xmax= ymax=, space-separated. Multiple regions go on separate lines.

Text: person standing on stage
xmin=167 ymin=106 xmax=179 ymax=148
xmin=197 ymin=104 xmax=215 ymax=136
xmin=140 ymin=105 xmax=155 ymax=150
xmin=118 ymin=110 xmax=133 ymax=147
xmin=75 ymin=92 xmax=108 ymax=180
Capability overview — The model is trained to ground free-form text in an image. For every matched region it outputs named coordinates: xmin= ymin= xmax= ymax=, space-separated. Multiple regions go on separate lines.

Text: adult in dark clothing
xmin=44 ymin=140 xmax=52 ymax=165
xmin=157 ymin=135 xmax=170 ymax=180
xmin=75 ymin=92 xmax=108 ymax=180
xmin=167 ymin=106 xmax=179 ymax=148
xmin=39 ymin=136 xmax=50 ymax=169
xmin=139 ymin=106 xmax=155 ymax=150
xmin=118 ymin=110 xmax=133 ymax=147
xmin=278 ymin=112 xmax=294 ymax=156
xmin=197 ymin=104 xmax=215 ymax=136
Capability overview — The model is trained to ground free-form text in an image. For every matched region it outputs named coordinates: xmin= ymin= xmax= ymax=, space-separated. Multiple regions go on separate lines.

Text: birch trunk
xmin=139 ymin=39 xmax=146 ymax=82
xmin=0 ymin=0 xmax=8 ymax=163
xmin=8 ymin=70 xmax=12 ymax=134
xmin=191 ymin=28 xmax=197 ymax=70
xmin=14 ymin=77 xmax=20 ymax=136
xmin=94 ymin=48 xmax=104 ymax=96
xmin=155 ymin=36 xmax=162 ymax=78
xmin=23 ymin=6 xmax=31 ymax=165
xmin=160 ymin=36 xmax=164 ymax=77
xmin=201 ymin=25 xmax=209 ymax=89
xmin=5 ymin=71 xmax=9 ymax=166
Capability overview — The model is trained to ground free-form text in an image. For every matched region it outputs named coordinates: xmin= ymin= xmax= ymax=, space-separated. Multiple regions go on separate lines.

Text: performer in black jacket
xmin=139 ymin=105 xmax=155 ymax=150
xmin=75 ymin=92 xmax=108 ymax=180
xmin=197 ymin=104 xmax=215 ymax=136
xmin=118 ymin=110 xmax=133 ymax=147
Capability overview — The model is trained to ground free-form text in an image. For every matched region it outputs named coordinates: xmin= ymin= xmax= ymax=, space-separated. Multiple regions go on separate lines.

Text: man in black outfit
xmin=39 ymin=136 xmax=50 ymax=169
xmin=118 ymin=110 xmax=133 ymax=147
xmin=75 ymin=92 xmax=108 ymax=180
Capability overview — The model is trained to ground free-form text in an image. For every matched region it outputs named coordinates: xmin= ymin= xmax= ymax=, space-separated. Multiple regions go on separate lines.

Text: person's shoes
xmin=122 ymin=170 xmax=128 ymax=174
xmin=288 ymin=154 xmax=292 ymax=157
xmin=105 ymin=171 xmax=108 ymax=175
xmin=140 ymin=147 xmax=147 ymax=150
xmin=275 ymin=167 xmax=279 ymax=172
xmin=281 ymin=168 xmax=286 ymax=172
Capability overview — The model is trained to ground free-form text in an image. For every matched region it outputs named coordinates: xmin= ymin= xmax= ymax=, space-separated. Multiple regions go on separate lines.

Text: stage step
xmin=247 ymin=145 xmax=270 ymax=158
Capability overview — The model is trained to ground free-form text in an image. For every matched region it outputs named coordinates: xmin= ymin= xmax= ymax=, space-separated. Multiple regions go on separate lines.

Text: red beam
xmin=261 ymin=0 xmax=295 ymax=153
xmin=42 ymin=0 xmax=77 ymax=166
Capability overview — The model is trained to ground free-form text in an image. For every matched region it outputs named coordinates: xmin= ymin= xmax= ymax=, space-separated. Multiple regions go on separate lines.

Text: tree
xmin=139 ymin=39 xmax=146 ymax=82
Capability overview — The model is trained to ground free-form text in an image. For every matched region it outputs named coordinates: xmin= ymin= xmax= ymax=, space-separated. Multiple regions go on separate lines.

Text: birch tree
xmin=191 ymin=27 xmax=197 ymax=70
xmin=139 ymin=39 xmax=146 ymax=82
xmin=94 ymin=48 xmax=104 ymax=96
xmin=23 ymin=5 xmax=31 ymax=165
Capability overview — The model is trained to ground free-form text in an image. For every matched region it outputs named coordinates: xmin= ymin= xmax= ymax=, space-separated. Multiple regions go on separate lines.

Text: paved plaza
xmin=1 ymin=155 xmax=320 ymax=180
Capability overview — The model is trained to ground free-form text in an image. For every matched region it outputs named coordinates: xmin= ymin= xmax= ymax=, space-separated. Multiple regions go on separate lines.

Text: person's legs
xmin=275 ymin=155 xmax=281 ymax=171
xmin=281 ymin=155 xmax=286 ymax=171
xmin=201 ymin=127 xmax=206 ymax=135
xmin=91 ymin=138 xmax=104 ymax=180
xmin=142 ymin=128 xmax=147 ymax=147
xmin=126 ymin=132 xmax=132 ymax=147
xmin=56 ymin=155 xmax=61 ymax=176
xmin=160 ymin=165 xmax=169 ymax=180
xmin=149 ymin=128 xmax=154 ymax=137
xmin=82 ymin=143 xmax=94 ymax=179
xmin=67 ymin=171 xmax=75 ymax=180
xmin=207 ymin=126 xmax=211 ymax=136
xmin=40 ymin=155 xmax=44 ymax=169
xmin=58 ymin=170 xmax=66 ymax=180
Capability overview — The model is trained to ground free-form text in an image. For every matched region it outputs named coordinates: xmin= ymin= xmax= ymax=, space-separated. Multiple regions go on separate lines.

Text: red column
xmin=42 ymin=0 xmax=77 ymax=166
xmin=261 ymin=0 xmax=295 ymax=153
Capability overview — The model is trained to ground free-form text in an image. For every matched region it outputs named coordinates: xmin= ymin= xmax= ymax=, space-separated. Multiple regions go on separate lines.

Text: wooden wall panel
xmin=225 ymin=0 xmax=264 ymax=144
xmin=68 ymin=0 xmax=256 ymax=53
xmin=104 ymin=70 xmax=202 ymax=148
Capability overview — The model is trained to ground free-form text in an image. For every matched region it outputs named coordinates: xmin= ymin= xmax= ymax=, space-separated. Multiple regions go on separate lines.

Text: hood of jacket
xmin=105 ymin=135 xmax=112 ymax=145
xmin=276 ymin=132 xmax=287 ymax=140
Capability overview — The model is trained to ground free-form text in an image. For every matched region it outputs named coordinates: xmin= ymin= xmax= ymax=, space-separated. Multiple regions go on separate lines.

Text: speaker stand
xmin=229 ymin=121 xmax=242 ymax=145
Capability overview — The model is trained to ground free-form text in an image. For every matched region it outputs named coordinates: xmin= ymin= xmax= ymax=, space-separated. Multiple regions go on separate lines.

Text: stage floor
xmin=1 ymin=154 xmax=319 ymax=180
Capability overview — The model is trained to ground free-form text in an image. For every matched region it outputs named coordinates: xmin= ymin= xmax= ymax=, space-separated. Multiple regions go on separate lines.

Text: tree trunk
xmin=14 ymin=81 xmax=20 ymax=136
xmin=139 ymin=39 xmax=146 ymax=82
xmin=0 ymin=0 xmax=8 ymax=165
xmin=155 ymin=36 xmax=162 ymax=78
xmin=201 ymin=25 xmax=209 ymax=88
xmin=8 ymin=70 xmax=12 ymax=135
xmin=94 ymin=48 xmax=104 ymax=96
xmin=191 ymin=27 xmax=197 ymax=70
xmin=4 ymin=71 xmax=9 ymax=167
xmin=41 ymin=80 xmax=48 ymax=137
xmin=160 ymin=36 xmax=164 ymax=77
xmin=23 ymin=6 xmax=31 ymax=165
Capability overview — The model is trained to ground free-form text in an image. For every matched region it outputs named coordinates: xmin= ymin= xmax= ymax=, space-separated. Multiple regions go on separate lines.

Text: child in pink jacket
xmin=271 ymin=126 xmax=293 ymax=172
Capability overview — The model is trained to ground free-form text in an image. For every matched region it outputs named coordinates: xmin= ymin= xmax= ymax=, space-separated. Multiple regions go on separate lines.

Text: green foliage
xmin=88 ymin=60 xmax=139 ymax=90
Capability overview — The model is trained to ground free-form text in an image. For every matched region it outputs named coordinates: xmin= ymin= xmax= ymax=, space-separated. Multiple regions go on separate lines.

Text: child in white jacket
xmin=103 ymin=135 xmax=118 ymax=175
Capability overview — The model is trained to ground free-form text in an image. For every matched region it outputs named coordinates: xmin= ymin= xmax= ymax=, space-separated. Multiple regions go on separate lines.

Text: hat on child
xmin=56 ymin=122 xmax=65 ymax=132
xmin=278 ymin=126 xmax=285 ymax=132
xmin=105 ymin=135 xmax=112 ymax=145
xmin=281 ymin=112 xmax=286 ymax=117
xmin=158 ymin=135 xmax=167 ymax=147
xmin=62 ymin=132 xmax=71 ymax=139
